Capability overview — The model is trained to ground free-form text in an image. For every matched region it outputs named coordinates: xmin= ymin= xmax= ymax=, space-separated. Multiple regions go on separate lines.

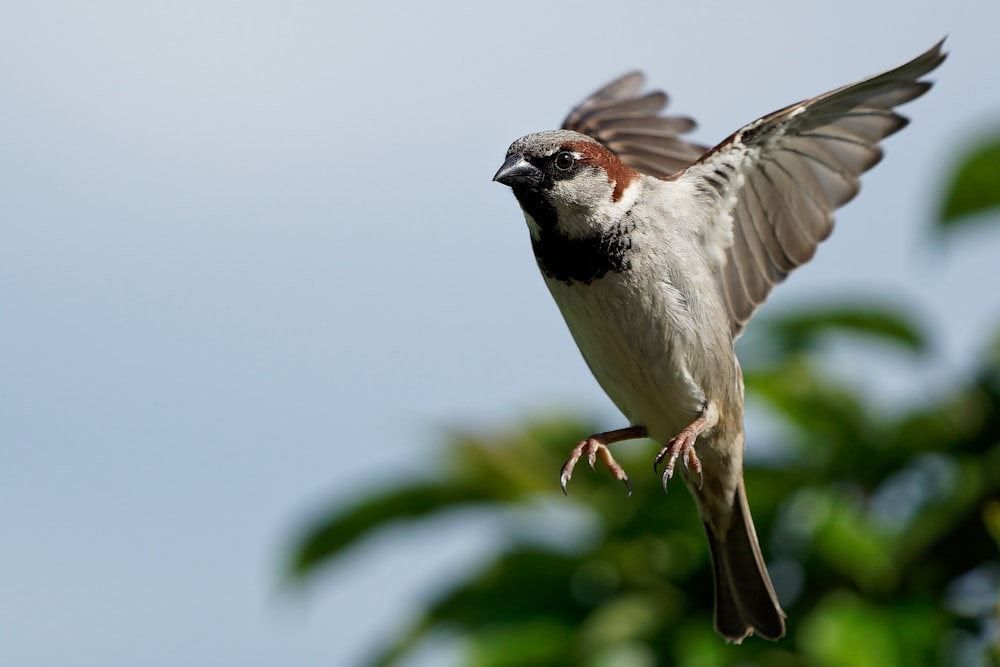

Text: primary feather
xmin=570 ymin=40 xmax=946 ymax=337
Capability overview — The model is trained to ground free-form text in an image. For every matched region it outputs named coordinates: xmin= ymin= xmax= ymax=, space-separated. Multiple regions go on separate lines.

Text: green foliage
xmin=757 ymin=302 xmax=927 ymax=356
xmin=286 ymin=140 xmax=1000 ymax=665
xmin=939 ymin=133 xmax=1000 ymax=228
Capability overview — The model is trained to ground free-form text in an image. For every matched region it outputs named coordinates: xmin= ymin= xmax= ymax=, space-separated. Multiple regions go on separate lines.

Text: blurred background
xmin=2 ymin=1 xmax=999 ymax=666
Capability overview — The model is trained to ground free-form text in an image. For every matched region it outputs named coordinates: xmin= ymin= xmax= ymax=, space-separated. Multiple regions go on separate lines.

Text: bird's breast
xmin=543 ymin=264 xmax=715 ymax=441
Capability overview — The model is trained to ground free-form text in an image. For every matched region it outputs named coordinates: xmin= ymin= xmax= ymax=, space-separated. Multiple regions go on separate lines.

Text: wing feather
xmin=678 ymin=40 xmax=945 ymax=337
xmin=558 ymin=42 xmax=944 ymax=337
xmin=562 ymin=71 xmax=707 ymax=178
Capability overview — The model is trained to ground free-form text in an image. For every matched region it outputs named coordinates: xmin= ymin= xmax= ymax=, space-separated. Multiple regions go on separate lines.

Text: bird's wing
xmin=677 ymin=40 xmax=945 ymax=339
xmin=562 ymin=71 xmax=708 ymax=177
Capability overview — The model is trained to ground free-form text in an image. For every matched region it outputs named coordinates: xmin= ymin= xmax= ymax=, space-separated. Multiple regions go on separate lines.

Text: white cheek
xmin=555 ymin=176 xmax=606 ymax=227
xmin=550 ymin=176 xmax=642 ymax=239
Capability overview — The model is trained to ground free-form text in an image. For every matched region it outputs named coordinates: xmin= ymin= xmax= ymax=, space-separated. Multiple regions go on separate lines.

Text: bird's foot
xmin=560 ymin=425 xmax=647 ymax=496
xmin=653 ymin=415 xmax=712 ymax=492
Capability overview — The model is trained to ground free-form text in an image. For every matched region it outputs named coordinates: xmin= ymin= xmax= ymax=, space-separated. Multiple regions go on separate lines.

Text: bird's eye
xmin=554 ymin=151 xmax=576 ymax=171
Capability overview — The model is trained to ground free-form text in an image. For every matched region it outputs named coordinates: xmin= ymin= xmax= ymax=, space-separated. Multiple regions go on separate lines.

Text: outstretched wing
xmin=562 ymin=71 xmax=707 ymax=177
xmin=678 ymin=40 xmax=946 ymax=338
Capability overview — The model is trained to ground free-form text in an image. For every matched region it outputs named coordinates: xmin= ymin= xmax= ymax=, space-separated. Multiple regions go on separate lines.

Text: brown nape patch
xmin=564 ymin=140 xmax=637 ymax=202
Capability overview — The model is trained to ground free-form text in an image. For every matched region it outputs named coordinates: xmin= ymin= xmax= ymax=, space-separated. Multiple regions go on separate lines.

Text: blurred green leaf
xmin=467 ymin=619 xmax=577 ymax=667
xmin=939 ymin=134 xmax=1000 ymax=227
xmin=799 ymin=591 xmax=901 ymax=667
xmin=984 ymin=501 xmax=1000 ymax=551
xmin=427 ymin=550 xmax=591 ymax=631
xmin=759 ymin=302 xmax=926 ymax=356
xmin=812 ymin=492 xmax=896 ymax=592
xmin=288 ymin=482 xmax=486 ymax=578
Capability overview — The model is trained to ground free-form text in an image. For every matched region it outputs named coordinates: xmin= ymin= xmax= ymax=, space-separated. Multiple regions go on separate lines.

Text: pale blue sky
xmin=2 ymin=2 xmax=998 ymax=665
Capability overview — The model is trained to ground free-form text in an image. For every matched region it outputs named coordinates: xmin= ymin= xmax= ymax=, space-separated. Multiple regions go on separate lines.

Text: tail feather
xmin=703 ymin=479 xmax=785 ymax=643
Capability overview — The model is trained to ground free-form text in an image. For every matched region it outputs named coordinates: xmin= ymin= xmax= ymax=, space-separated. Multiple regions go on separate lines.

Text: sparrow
xmin=493 ymin=41 xmax=945 ymax=643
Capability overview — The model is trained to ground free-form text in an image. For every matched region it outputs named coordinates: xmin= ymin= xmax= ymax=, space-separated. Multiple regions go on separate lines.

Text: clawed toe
xmin=685 ymin=447 xmax=703 ymax=489
xmin=560 ymin=437 xmax=632 ymax=496
xmin=559 ymin=464 xmax=574 ymax=495
xmin=653 ymin=430 xmax=704 ymax=493
xmin=558 ymin=426 xmax=646 ymax=496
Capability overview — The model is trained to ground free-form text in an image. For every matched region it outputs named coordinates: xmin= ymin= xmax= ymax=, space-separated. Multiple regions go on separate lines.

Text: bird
xmin=492 ymin=40 xmax=945 ymax=643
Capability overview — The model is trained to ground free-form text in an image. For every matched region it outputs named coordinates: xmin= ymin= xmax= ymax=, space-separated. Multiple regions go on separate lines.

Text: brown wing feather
xmin=562 ymin=71 xmax=707 ymax=178
xmin=682 ymin=40 xmax=946 ymax=338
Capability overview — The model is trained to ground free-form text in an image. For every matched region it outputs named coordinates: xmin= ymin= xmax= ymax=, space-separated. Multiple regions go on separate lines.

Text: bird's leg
xmin=560 ymin=425 xmax=647 ymax=496
xmin=653 ymin=404 xmax=717 ymax=492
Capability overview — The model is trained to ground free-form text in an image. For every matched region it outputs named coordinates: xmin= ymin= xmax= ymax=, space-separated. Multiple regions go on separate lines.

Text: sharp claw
xmin=559 ymin=460 xmax=573 ymax=495
xmin=652 ymin=426 xmax=708 ymax=495
xmin=652 ymin=448 xmax=666 ymax=473
xmin=556 ymin=428 xmax=644 ymax=496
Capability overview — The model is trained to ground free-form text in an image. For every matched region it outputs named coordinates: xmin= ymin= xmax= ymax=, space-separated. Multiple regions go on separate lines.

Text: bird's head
xmin=493 ymin=130 xmax=639 ymax=240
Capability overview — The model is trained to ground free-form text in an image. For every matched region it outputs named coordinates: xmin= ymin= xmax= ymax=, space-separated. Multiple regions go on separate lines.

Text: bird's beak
xmin=493 ymin=153 xmax=544 ymax=188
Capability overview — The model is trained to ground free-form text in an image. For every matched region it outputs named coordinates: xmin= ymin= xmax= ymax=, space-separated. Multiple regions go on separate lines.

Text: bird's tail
xmin=703 ymin=479 xmax=785 ymax=643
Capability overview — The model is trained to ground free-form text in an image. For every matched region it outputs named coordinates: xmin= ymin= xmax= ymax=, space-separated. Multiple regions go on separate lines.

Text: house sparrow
xmin=493 ymin=41 xmax=945 ymax=643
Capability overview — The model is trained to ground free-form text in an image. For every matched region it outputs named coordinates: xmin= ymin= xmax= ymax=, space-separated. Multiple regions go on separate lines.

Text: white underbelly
xmin=545 ymin=273 xmax=707 ymax=442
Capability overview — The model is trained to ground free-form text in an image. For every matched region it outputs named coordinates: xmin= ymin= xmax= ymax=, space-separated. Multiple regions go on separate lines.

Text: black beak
xmin=493 ymin=153 xmax=544 ymax=188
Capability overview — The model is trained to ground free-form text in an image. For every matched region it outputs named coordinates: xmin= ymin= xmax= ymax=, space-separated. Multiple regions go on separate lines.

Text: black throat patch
xmin=530 ymin=213 xmax=636 ymax=285
xmin=511 ymin=186 xmax=636 ymax=285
